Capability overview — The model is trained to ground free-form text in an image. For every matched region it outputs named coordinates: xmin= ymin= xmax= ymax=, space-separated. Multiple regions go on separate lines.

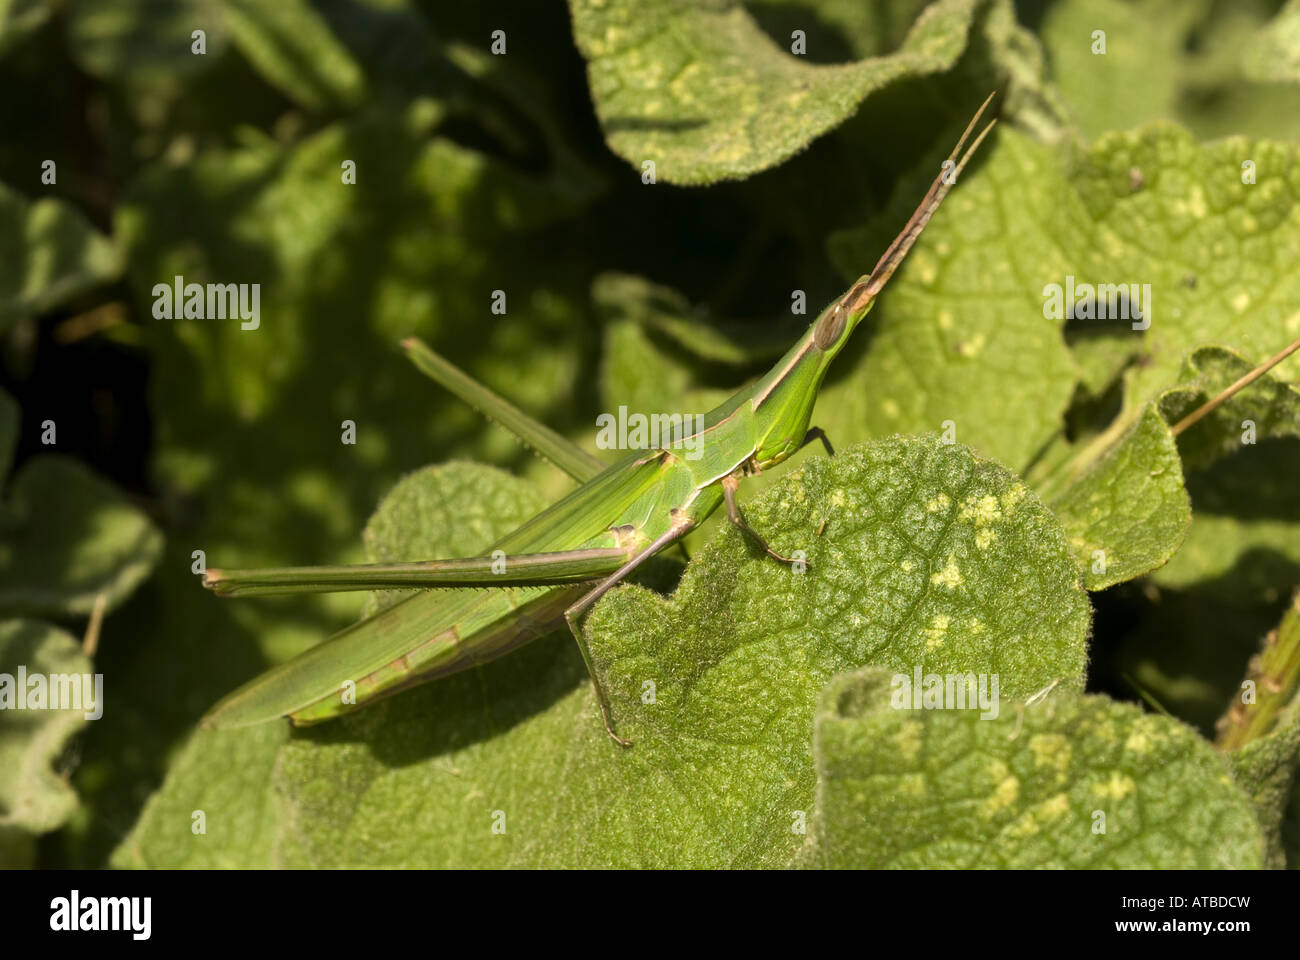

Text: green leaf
xmin=88 ymin=554 xmax=339 ymax=869
xmin=831 ymin=122 xmax=1300 ymax=595
xmin=1150 ymin=443 xmax=1300 ymax=604
xmin=0 ymin=382 xmax=162 ymax=858
xmin=1041 ymin=0 xmax=1300 ymax=142
xmin=803 ymin=668 xmax=1263 ymax=868
xmin=594 ymin=272 xmax=793 ymax=368
xmin=1047 ymin=405 xmax=1188 ymax=591
xmin=0 ymin=456 xmax=163 ymax=617
xmin=1227 ymin=697 xmax=1300 ymax=870
xmin=224 ymin=0 xmax=365 ymax=110
xmin=568 ymin=0 xmax=1042 ymax=185
xmin=1146 ymin=344 xmax=1300 ymax=601
xmin=64 ymin=0 xmax=230 ymax=83
xmin=1159 ymin=344 xmax=1300 ymax=471
xmin=1039 ymin=0 xmax=1210 ymax=140
xmin=0 ymin=620 xmax=94 ymax=837
xmin=1042 ymin=344 xmax=1300 ymax=592
xmin=119 ymin=437 xmax=1090 ymax=866
xmin=109 ymin=722 xmax=289 ymax=869
xmin=1246 ymin=0 xmax=1300 ymax=84
xmin=0 ymin=181 xmax=121 ymax=333
xmin=828 ymin=126 xmax=1082 ymax=472
xmin=1151 ymin=342 xmax=1300 ymax=602
xmin=1082 ymin=128 xmax=1300 ymax=410
xmin=0 ymin=0 xmax=51 ymax=59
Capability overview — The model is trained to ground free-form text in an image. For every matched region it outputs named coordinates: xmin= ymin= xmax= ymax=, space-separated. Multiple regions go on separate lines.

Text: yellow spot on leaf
xmin=931 ymin=556 xmax=963 ymax=589
xmin=1029 ymin=733 xmax=1071 ymax=784
xmin=1091 ymin=771 xmax=1135 ymax=800
xmin=1124 ymin=717 xmax=1162 ymax=754
xmin=925 ymin=614 xmax=951 ymax=650
xmin=896 ymin=720 xmax=923 ymax=761
xmin=956 ymin=332 xmax=986 ymax=358
xmin=1039 ymin=792 xmax=1071 ymax=819
xmin=899 ymin=773 xmax=926 ymax=797
xmin=1000 ymin=484 xmax=1027 ymax=513
xmin=911 ymin=251 xmax=937 ymax=285
xmin=981 ymin=775 xmax=1020 ymax=819
xmin=961 ymin=494 xmax=1001 ymax=524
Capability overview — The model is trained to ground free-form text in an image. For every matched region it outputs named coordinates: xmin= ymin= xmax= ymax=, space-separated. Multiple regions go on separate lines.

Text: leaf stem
xmin=1215 ymin=588 xmax=1300 ymax=751
xmin=82 ymin=593 xmax=107 ymax=657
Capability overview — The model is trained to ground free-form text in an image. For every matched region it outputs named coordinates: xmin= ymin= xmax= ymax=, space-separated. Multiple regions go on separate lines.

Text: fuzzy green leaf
xmin=0 ymin=457 xmax=163 ymax=618
xmin=803 ymin=668 xmax=1263 ymax=868
xmin=224 ymin=0 xmax=365 ymax=110
xmin=0 ymin=182 xmax=120 ymax=333
xmin=832 ymin=127 xmax=1085 ymax=472
xmin=1042 ymin=0 xmax=1300 ymax=142
xmin=1043 ymin=344 xmax=1300 ymax=592
xmin=1149 ymin=347 xmax=1300 ymax=603
xmin=0 ymin=620 xmax=94 ymax=838
xmin=567 ymin=0 xmax=1035 ymax=185
xmin=1243 ymin=0 xmax=1300 ymax=85
xmin=0 ymin=0 xmax=51 ymax=59
xmin=1158 ymin=344 xmax=1300 ymax=470
xmin=1039 ymin=0 xmax=1209 ymax=140
xmin=1047 ymin=406 xmax=1188 ymax=591
xmin=64 ymin=0 xmax=229 ymax=82
xmin=1228 ymin=701 xmax=1300 ymax=870
xmin=86 ymin=74 xmax=607 ymax=865
xmin=1077 ymin=128 xmax=1300 ymax=410
xmin=109 ymin=722 xmax=289 ymax=869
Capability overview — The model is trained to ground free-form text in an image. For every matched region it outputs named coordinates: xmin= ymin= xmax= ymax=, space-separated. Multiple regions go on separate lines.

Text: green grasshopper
xmin=202 ymin=95 xmax=997 ymax=745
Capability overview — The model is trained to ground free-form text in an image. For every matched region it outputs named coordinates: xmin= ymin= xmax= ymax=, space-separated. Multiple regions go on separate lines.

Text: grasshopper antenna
xmin=838 ymin=91 xmax=999 ymax=317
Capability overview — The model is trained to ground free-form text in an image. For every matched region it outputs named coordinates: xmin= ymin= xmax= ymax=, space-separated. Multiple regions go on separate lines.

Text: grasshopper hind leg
xmin=563 ymin=516 xmax=696 ymax=747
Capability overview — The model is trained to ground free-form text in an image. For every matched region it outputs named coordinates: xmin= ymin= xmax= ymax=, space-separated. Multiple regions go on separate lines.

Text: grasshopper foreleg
xmin=800 ymin=426 xmax=835 ymax=458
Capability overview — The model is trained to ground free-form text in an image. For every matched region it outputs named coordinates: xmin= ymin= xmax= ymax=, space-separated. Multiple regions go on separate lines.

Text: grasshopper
xmin=202 ymin=95 xmax=997 ymax=745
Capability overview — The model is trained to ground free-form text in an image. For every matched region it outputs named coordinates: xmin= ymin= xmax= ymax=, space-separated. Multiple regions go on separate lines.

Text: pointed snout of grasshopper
xmin=202 ymin=569 xmax=232 ymax=595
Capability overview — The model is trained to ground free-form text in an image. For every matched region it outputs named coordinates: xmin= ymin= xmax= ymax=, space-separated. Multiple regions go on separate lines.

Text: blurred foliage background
xmin=1 ymin=0 xmax=1299 ymax=867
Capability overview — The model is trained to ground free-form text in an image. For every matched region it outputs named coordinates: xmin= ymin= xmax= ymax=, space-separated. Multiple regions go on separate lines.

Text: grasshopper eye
xmin=813 ymin=305 xmax=847 ymax=350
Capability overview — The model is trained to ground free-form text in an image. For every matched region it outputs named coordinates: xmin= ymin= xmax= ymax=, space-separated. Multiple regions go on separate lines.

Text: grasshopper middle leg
xmin=801 ymin=426 xmax=835 ymax=457
xmin=721 ymin=470 xmax=801 ymax=566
